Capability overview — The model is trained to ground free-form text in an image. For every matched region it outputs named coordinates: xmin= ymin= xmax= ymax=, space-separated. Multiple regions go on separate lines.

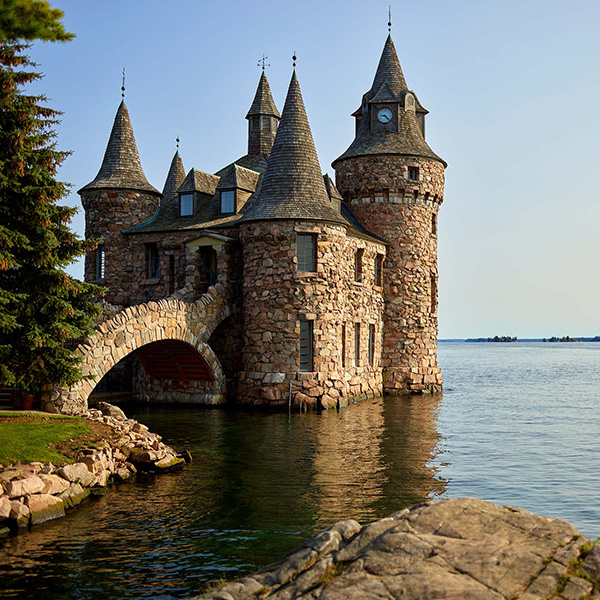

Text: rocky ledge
xmin=0 ymin=402 xmax=188 ymax=535
xmin=195 ymin=497 xmax=600 ymax=600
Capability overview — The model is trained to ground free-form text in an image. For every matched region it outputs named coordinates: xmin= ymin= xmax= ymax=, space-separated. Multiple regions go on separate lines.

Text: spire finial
xmin=176 ymin=135 xmax=180 ymax=150
xmin=292 ymin=51 xmax=297 ymax=68
xmin=388 ymin=5 xmax=392 ymax=32
xmin=121 ymin=68 xmax=126 ymax=99
xmin=258 ymin=54 xmax=270 ymax=71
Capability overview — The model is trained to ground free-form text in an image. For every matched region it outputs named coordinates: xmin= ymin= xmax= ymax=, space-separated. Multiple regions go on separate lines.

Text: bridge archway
xmin=43 ymin=285 xmax=232 ymax=414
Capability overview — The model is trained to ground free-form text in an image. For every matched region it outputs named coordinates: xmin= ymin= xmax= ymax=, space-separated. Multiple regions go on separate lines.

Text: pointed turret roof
xmin=80 ymin=101 xmax=159 ymax=194
xmin=333 ymin=35 xmax=444 ymax=168
xmin=246 ymin=71 xmax=281 ymax=119
xmin=162 ymin=150 xmax=186 ymax=202
xmin=241 ymin=71 xmax=345 ymax=224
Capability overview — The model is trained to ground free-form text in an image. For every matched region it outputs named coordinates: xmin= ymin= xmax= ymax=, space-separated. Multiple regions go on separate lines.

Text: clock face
xmin=377 ymin=107 xmax=393 ymax=123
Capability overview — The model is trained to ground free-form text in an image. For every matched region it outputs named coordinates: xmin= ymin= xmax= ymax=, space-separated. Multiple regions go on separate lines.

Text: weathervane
xmin=388 ymin=5 xmax=392 ymax=32
xmin=257 ymin=54 xmax=270 ymax=71
xmin=121 ymin=68 xmax=126 ymax=99
xmin=292 ymin=51 xmax=297 ymax=68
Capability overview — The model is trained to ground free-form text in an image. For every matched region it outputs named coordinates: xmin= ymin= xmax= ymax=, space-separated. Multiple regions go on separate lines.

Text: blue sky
xmin=26 ymin=0 xmax=600 ymax=339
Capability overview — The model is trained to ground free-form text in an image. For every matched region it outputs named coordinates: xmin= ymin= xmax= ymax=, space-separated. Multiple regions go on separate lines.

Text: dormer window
xmin=220 ymin=190 xmax=235 ymax=214
xmin=179 ymin=193 xmax=194 ymax=217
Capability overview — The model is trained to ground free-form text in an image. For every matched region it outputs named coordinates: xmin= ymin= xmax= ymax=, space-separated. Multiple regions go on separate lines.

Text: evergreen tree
xmin=0 ymin=3 xmax=102 ymax=394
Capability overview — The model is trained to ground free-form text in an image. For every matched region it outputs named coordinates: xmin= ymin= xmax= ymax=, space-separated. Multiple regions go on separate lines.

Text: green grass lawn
xmin=0 ymin=413 xmax=90 ymax=465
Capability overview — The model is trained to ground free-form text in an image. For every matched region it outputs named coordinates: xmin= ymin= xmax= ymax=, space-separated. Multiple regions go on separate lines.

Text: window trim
xmin=146 ymin=243 xmax=160 ymax=279
xmin=299 ymin=319 xmax=314 ymax=372
xmin=95 ymin=244 xmax=105 ymax=281
xmin=179 ymin=193 xmax=195 ymax=218
xmin=220 ymin=189 xmax=236 ymax=215
xmin=297 ymin=233 xmax=317 ymax=272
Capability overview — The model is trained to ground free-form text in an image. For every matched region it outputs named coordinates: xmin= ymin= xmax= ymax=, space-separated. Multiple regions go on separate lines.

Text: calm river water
xmin=1 ymin=341 xmax=599 ymax=599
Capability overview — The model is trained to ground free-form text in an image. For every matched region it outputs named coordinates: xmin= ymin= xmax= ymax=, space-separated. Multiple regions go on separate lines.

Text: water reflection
xmin=0 ymin=395 xmax=446 ymax=599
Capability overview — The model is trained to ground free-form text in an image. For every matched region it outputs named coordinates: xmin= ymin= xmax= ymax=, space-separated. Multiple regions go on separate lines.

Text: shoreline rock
xmin=194 ymin=497 xmax=600 ymax=600
xmin=0 ymin=403 xmax=188 ymax=534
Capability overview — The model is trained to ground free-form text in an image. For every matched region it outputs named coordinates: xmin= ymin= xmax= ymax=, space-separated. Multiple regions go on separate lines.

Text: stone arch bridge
xmin=42 ymin=283 xmax=233 ymax=414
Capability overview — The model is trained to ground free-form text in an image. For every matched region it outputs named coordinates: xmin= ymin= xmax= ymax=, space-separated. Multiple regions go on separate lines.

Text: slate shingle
xmin=246 ymin=71 xmax=281 ymax=119
xmin=79 ymin=101 xmax=159 ymax=194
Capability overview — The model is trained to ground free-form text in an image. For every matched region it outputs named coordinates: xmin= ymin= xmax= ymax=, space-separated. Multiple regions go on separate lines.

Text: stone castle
xmin=68 ymin=33 xmax=446 ymax=412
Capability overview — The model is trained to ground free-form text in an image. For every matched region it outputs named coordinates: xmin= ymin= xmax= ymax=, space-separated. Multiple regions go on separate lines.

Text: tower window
xmin=220 ymin=190 xmax=235 ymax=214
xmin=147 ymin=243 xmax=160 ymax=279
xmin=374 ymin=254 xmax=383 ymax=287
xmin=432 ymin=213 xmax=438 ymax=235
xmin=408 ymin=167 xmax=419 ymax=181
xmin=431 ymin=273 xmax=437 ymax=314
xmin=297 ymin=234 xmax=316 ymax=272
xmin=355 ymin=249 xmax=364 ymax=282
xmin=299 ymin=319 xmax=313 ymax=372
xmin=354 ymin=323 xmax=360 ymax=366
xmin=368 ymin=324 xmax=375 ymax=366
xmin=95 ymin=244 xmax=105 ymax=281
xmin=179 ymin=193 xmax=194 ymax=217
xmin=341 ymin=323 xmax=346 ymax=368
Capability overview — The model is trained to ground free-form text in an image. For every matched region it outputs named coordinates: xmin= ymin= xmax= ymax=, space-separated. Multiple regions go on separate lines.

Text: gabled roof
xmin=246 ymin=71 xmax=281 ymax=119
xmin=79 ymin=101 xmax=159 ymax=195
xmin=215 ymin=153 xmax=269 ymax=177
xmin=177 ymin=168 xmax=219 ymax=195
xmin=217 ymin=164 xmax=260 ymax=192
xmin=240 ymin=71 xmax=346 ymax=225
xmin=162 ymin=151 xmax=186 ymax=202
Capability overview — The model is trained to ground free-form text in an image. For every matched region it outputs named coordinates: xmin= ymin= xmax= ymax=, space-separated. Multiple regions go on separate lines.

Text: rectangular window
xmin=341 ymin=324 xmax=346 ymax=368
xmin=368 ymin=324 xmax=375 ymax=366
xmin=220 ymin=190 xmax=235 ymax=214
xmin=431 ymin=273 xmax=437 ymax=314
xmin=354 ymin=323 xmax=360 ymax=366
xmin=179 ymin=193 xmax=194 ymax=217
xmin=95 ymin=244 xmax=105 ymax=280
xmin=408 ymin=166 xmax=419 ymax=181
xmin=432 ymin=213 xmax=437 ymax=235
xmin=374 ymin=254 xmax=383 ymax=287
xmin=147 ymin=243 xmax=160 ymax=279
xmin=297 ymin=234 xmax=316 ymax=272
xmin=355 ymin=249 xmax=363 ymax=282
xmin=299 ymin=320 xmax=313 ymax=372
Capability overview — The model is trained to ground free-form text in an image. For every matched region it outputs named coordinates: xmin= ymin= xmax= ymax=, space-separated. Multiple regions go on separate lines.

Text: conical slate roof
xmin=241 ymin=71 xmax=345 ymax=225
xmin=246 ymin=71 xmax=281 ymax=119
xmin=162 ymin=150 xmax=186 ymax=202
xmin=79 ymin=101 xmax=159 ymax=194
xmin=366 ymin=34 xmax=408 ymax=102
xmin=333 ymin=35 xmax=445 ymax=167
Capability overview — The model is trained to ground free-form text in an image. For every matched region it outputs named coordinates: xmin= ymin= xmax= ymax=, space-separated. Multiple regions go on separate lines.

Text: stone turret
xmin=239 ymin=70 xmax=355 ymax=407
xmin=333 ymin=35 xmax=446 ymax=394
xmin=79 ymin=100 xmax=161 ymax=303
xmin=246 ymin=71 xmax=281 ymax=157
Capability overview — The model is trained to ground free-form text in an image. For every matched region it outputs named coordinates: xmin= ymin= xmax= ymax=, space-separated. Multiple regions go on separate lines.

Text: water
xmin=0 ymin=342 xmax=599 ymax=599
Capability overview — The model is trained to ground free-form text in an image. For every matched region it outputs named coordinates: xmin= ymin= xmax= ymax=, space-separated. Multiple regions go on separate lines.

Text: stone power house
xmin=75 ymin=34 xmax=446 ymax=412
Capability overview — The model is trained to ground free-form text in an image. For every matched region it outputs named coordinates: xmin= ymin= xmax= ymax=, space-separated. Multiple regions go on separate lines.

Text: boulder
xmin=38 ymin=474 xmax=70 ymax=495
xmin=26 ymin=494 xmax=65 ymax=525
xmin=192 ymin=498 xmax=600 ymax=600
xmin=9 ymin=499 xmax=29 ymax=527
xmin=5 ymin=475 xmax=45 ymax=498
xmin=0 ymin=496 xmax=11 ymax=519
xmin=97 ymin=401 xmax=127 ymax=420
xmin=58 ymin=483 xmax=89 ymax=508
xmin=56 ymin=463 xmax=95 ymax=487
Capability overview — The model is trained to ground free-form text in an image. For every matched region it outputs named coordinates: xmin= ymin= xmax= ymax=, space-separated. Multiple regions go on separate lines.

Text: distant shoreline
xmin=440 ymin=337 xmax=600 ymax=343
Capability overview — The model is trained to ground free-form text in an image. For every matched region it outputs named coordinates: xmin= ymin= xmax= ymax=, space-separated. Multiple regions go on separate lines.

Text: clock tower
xmin=333 ymin=34 xmax=446 ymax=395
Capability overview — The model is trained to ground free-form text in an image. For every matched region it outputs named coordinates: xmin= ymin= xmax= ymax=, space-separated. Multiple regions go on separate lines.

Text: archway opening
xmin=135 ymin=340 xmax=215 ymax=382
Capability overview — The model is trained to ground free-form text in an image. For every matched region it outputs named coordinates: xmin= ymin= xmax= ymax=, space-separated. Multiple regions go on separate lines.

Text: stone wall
xmin=238 ymin=220 xmax=386 ymax=409
xmin=81 ymin=189 xmax=161 ymax=304
xmin=335 ymin=155 xmax=445 ymax=394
